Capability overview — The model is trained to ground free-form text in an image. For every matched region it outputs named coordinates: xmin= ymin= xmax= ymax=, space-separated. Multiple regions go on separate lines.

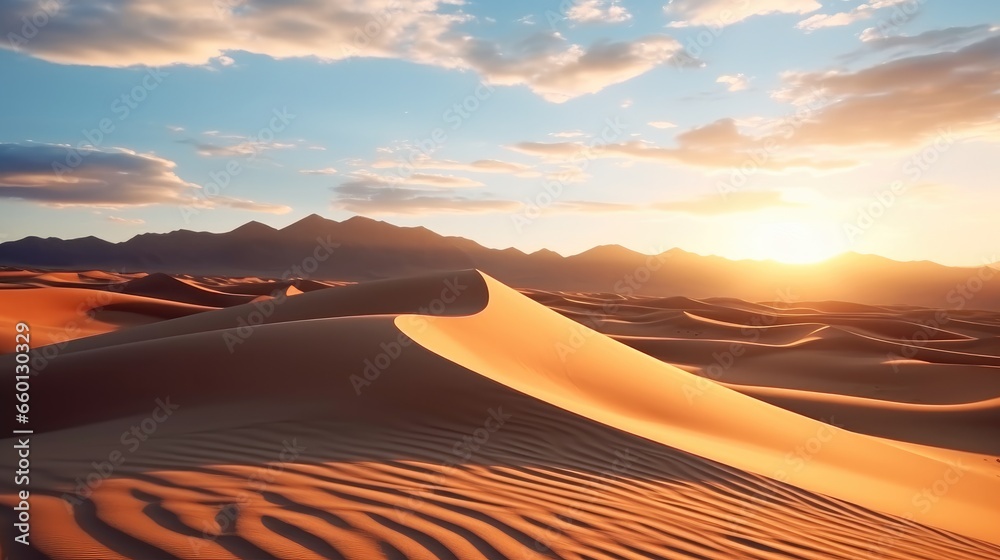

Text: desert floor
xmin=2 ymin=268 xmax=999 ymax=560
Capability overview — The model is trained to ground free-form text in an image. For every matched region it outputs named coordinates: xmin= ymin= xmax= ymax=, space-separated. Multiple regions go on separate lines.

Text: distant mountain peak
xmin=231 ymin=220 xmax=277 ymax=236
xmin=342 ymin=215 xmax=381 ymax=226
xmin=279 ymin=213 xmax=337 ymax=236
xmin=572 ymin=244 xmax=645 ymax=260
xmin=529 ymin=248 xmax=561 ymax=259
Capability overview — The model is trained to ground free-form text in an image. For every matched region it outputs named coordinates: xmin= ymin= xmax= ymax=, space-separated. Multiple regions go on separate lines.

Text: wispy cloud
xmin=371 ymin=157 xmax=539 ymax=177
xmin=797 ymin=0 xmax=913 ymax=32
xmin=106 ymin=216 xmax=146 ymax=225
xmin=549 ymin=130 xmax=587 ymax=138
xmin=666 ymin=0 xmax=820 ymax=28
xmin=566 ymin=0 xmax=632 ymax=24
xmin=508 ymin=117 xmax=857 ymax=171
xmin=332 ymin=182 xmax=518 ymax=214
xmin=345 ymin=170 xmax=485 ymax=189
xmin=299 ymin=167 xmax=339 ymax=175
xmin=652 ymin=190 xmax=802 ymax=214
xmin=717 ymin=73 xmax=749 ymax=92
xmin=183 ymin=131 xmax=297 ymax=158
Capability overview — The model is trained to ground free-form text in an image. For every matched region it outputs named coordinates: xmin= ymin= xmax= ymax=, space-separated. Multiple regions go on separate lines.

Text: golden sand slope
xmin=2 ymin=270 xmax=999 ymax=559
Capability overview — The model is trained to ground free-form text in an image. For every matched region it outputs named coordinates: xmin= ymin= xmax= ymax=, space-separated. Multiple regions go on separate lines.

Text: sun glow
xmin=748 ymin=220 xmax=846 ymax=264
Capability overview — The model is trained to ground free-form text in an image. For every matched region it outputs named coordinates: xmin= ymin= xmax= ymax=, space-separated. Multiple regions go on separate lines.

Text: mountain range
xmin=2 ymin=214 xmax=998 ymax=310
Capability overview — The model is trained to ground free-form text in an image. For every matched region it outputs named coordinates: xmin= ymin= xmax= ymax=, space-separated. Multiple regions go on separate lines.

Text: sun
xmin=749 ymin=221 xmax=846 ymax=264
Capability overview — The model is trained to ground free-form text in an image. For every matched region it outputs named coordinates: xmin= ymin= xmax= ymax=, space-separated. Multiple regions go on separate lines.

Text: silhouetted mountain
xmin=2 ymin=215 xmax=999 ymax=309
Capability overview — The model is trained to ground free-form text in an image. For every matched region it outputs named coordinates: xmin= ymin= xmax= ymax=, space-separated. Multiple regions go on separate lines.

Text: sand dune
xmin=2 ymin=269 xmax=999 ymax=559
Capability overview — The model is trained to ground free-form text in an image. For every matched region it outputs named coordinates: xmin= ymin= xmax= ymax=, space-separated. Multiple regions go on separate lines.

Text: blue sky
xmin=1 ymin=0 xmax=998 ymax=265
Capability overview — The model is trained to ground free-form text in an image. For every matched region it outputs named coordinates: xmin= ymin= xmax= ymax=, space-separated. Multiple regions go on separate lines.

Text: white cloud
xmin=372 ymin=157 xmax=539 ymax=177
xmin=566 ymin=0 xmax=632 ymax=24
xmin=716 ymin=73 xmax=749 ymax=91
xmin=462 ymin=33 xmax=693 ymax=102
xmin=348 ymin=170 xmax=484 ymax=189
xmin=299 ymin=167 xmax=339 ymax=175
xmin=106 ymin=216 xmax=146 ymax=225
xmin=796 ymin=0 xmax=912 ymax=32
xmin=648 ymin=121 xmax=678 ymax=129
xmin=550 ymin=130 xmax=587 ymax=138
xmin=665 ymin=0 xmax=820 ymax=28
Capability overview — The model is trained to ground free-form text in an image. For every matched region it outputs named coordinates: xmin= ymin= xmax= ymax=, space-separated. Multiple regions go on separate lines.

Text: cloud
xmin=406 ymin=173 xmax=484 ymax=188
xmin=546 ymin=165 xmax=592 ymax=184
xmin=648 ymin=121 xmax=678 ymax=129
xmin=211 ymin=197 xmax=292 ymax=214
xmin=513 ymin=34 xmax=1000 ymax=171
xmin=780 ymin=35 xmax=1000 ymax=148
xmin=461 ymin=32 xmax=694 ymax=102
xmin=652 ymin=190 xmax=802 ymax=214
xmin=0 ymin=0 xmax=467 ymax=66
xmin=716 ymin=73 xmax=749 ymax=91
xmin=566 ymin=0 xmax=632 ymax=24
xmin=796 ymin=0 xmax=911 ymax=32
xmin=183 ymin=133 xmax=297 ymax=158
xmin=0 ymin=1 xmax=691 ymax=103
xmin=0 ymin=143 xmax=197 ymax=207
xmin=345 ymin=170 xmax=484 ymax=189
xmin=106 ymin=216 xmax=146 ymax=225
xmin=665 ymin=0 xmax=820 ymax=28
xmin=332 ymin=182 xmax=518 ymax=214
xmin=0 ymin=143 xmax=290 ymax=214
xmin=506 ymin=141 xmax=587 ymax=160
xmin=550 ymin=130 xmax=586 ymax=138
xmin=550 ymin=200 xmax=636 ymax=213
xmin=508 ymin=118 xmax=857 ymax=171
xmin=188 ymin=141 xmax=297 ymax=158
xmin=299 ymin=167 xmax=339 ymax=175
xmin=371 ymin=157 xmax=539 ymax=177
xmin=537 ymin=190 xmax=802 ymax=215
xmin=858 ymin=24 xmax=995 ymax=50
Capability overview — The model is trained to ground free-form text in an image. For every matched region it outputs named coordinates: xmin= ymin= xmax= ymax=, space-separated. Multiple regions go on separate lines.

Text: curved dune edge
xmin=396 ymin=271 xmax=1000 ymax=547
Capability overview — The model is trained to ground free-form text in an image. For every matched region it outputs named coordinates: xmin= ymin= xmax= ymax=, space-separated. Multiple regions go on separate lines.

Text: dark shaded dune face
xmin=120 ymin=273 xmax=259 ymax=308
xmin=1 ymin=270 xmax=492 ymax=434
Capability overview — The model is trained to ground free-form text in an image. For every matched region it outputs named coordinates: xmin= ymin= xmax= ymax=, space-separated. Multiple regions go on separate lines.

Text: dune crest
xmin=397 ymin=271 xmax=1000 ymax=546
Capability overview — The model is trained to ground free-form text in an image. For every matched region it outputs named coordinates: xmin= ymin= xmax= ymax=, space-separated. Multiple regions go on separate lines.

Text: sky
xmin=0 ymin=0 xmax=998 ymax=266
